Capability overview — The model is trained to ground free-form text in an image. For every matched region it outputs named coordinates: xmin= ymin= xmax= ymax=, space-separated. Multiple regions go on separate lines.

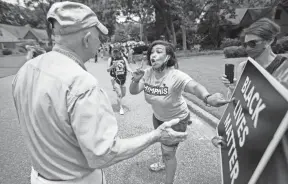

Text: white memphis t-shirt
xmin=141 ymin=67 xmax=193 ymax=121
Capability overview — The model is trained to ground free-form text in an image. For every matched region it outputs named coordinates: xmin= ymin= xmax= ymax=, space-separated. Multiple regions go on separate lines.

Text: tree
xmin=168 ymin=0 xmax=211 ymax=50
xmin=21 ymin=0 xmax=62 ymax=46
xmin=111 ymin=27 xmax=129 ymax=43
xmin=21 ymin=0 xmax=121 ymax=46
xmin=241 ymin=0 xmax=273 ymax=7
xmin=196 ymin=0 xmax=244 ymax=49
xmin=120 ymin=0 xmax=154 ymax=43
xmin=87 ymin=0 xmax=122 ymax=37
xmin=124 ymin=22 xmax=141 ymax=40
xmin=151 ymin=0 xmax=174 ymax=43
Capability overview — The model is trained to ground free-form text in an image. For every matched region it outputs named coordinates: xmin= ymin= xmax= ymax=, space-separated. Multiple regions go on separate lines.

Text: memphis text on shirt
xmin=222 ymin=76 xmax=266 ymax=184
xmin=144 ymin=83 xmax=168 ymax=96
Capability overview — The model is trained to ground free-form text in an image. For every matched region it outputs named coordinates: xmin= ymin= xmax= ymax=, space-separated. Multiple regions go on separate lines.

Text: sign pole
xmin=248 ymin=111 xmax=288 ymax=184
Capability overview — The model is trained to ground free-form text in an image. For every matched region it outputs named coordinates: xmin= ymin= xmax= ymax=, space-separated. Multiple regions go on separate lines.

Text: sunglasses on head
xmin=242 ymin=39 xmax=263 ymax=48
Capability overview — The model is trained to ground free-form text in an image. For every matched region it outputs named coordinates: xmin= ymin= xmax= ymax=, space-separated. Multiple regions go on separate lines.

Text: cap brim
xmin=96 ymin=22 xmax=108 ymax=35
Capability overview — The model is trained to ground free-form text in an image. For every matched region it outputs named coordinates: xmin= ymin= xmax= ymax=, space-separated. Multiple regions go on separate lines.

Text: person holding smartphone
xmin=130 ymin=40 xmax=231 ymax=184
xmin=221 ymin=18 xmax=288 ymax=183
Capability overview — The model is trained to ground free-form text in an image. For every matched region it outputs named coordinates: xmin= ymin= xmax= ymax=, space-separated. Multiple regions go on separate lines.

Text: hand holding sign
xmin=207 ymin=93 xmax=234 ymax=107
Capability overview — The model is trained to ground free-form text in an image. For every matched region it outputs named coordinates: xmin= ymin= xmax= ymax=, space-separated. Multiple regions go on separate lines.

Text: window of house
xmin=275 ymin=9 xmax=282 ymax=20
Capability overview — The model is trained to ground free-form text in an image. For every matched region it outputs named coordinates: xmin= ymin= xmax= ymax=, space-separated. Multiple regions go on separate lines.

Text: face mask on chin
xmin=153 ymin=56 xmax=169 ymax=72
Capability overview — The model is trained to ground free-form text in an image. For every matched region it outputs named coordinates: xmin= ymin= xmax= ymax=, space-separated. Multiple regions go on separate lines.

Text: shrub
xmin=224 ymin=46 xmax=248 ymax=58
xmin=220 ymin=38 xmax=242 ymax=49
xmin=272 ymin=42 xmax=286 ymax=54
xmin=2 ymin=48 xmax=13 ymax=55
xmin=18 ymin=47 xmax=27 ymax=53
xmin=276 ymin=36 xmax=288 ymax=51
xmin=133 ymin=45 xmax=148 ymax=55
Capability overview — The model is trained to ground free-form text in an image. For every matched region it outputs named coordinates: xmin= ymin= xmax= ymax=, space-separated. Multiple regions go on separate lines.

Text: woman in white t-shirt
xmin=130 ymin=40 xmax=231 ymax=184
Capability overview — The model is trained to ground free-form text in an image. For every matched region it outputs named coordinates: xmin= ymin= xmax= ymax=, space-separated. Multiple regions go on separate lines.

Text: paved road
xmin=0 ymin=58 xmax=221 ymax=184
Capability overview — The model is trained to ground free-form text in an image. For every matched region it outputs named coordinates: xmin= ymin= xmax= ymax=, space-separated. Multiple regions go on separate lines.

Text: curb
xmin=184 ymin=97 xmax=219 ymax=129
xmin=176 ymin=51 xmax=223 ymax=58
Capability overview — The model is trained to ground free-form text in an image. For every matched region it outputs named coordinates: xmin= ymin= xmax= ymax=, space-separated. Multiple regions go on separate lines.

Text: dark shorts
xmin=110 ymin=71 xmax=116 ymax=78
xmin=114 ymin=74 xmax=126 ymax=85
xmin=153 ymin=113 xmax=191 ymax=147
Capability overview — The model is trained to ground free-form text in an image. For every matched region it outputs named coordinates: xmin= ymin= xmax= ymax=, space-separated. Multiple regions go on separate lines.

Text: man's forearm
xmin=101 ymin=130 xmax=159 ymax=168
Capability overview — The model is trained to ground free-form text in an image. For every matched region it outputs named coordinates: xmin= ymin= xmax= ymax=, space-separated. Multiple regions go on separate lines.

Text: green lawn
xmin=0 ymin=55 xmax=26 ymax=78
xmin=178 ymin=55 xmax=246 ymax=119
xmin=179 ymin=53 xmax=288 ymax=118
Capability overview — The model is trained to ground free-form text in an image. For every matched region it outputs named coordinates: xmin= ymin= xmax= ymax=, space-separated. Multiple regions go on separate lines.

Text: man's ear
xmin=83 ymin=32 xmax=91 ymax=48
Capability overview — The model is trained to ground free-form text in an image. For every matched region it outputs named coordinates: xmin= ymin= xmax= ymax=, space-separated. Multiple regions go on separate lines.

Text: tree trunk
xmin=152 ymin=0 xmax=172 ymax=41
xmin=140 ymin=23 xmax=143 ymax=41
xmin=181 ymin=25 xmax=187 ymax=51
xmin=170 ymin=19 xmax=176 ymax=45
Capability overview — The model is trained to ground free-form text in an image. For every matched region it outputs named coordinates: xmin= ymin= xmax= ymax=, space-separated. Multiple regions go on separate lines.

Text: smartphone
xmin=225 ymin=64 xmax=234 ymax=84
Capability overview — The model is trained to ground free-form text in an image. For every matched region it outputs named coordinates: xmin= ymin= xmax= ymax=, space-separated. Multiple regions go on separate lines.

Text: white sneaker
xmin=119 ymin=108 xmax=124 ymax=115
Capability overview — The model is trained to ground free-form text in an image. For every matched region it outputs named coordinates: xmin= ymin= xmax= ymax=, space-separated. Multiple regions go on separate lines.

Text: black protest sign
xmin=217 ymin=58 xmax=288 ymax=184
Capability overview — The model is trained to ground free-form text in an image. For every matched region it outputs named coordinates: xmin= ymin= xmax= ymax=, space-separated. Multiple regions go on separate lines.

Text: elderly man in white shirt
xmin=11 ymin=1 xmax=187 ymax=184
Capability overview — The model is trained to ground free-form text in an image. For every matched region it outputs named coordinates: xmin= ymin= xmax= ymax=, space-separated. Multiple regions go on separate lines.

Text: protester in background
xmin=128 ymin=46 xmax=135 ymax=64
xmin=95 ymin=52 xmax=98 ymax=63
xmin=99 ymin=47 xmax=104 ymax=59
xmin=130 ymin=40 xmax=231 ymax=184
xmin=109 ymin=44 xmax=113 ymax=56
xmin=12 ymin=2 xmax=188 ymax=184
xmin=221 ymin=18 xmax=288 ymax=184
xmin=121 ymin=46 xmax=128 ymax=60
xmin=107 ymin=48 xmax=133 ymax=115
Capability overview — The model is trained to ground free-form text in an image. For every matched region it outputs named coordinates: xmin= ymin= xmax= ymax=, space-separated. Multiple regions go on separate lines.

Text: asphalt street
xmin=0 ymin=58 xmax=222 ymax=184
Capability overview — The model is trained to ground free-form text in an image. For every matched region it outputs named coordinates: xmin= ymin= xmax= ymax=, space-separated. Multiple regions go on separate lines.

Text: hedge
xmin=2 ymin=49 xmax=13 ymax=55
xmin=220 ymin=38 xmax=242 ymax=49
xmin=224 ymin=46 xmax=248 ymax=58
xmin=133 ymin=45 xmax=148 ymax=55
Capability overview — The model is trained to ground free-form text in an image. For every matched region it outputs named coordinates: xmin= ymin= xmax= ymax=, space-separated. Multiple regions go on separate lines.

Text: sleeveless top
xmin=110 ymin=57 xmax=127 ymax=76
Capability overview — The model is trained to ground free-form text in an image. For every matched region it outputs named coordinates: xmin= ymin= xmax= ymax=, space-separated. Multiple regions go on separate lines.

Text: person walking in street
xmin=11 ymin=2 xmax=188 ymax=184
xmin=128 ymin=46 xmax=135 ymax=64
xmin=130 ymin=40 xmax=231 ymax=184
xmin=221 ymin=18 xmax=288 ymax=184
xmin=107 ymin=47 xmax=133 ymax=115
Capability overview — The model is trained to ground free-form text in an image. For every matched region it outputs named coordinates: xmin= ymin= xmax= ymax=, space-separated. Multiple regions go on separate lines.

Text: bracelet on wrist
xmin=131 ymin=77 xmax=140 ymax=83
xmin=203 ymin=94 xmax=212 ymax=106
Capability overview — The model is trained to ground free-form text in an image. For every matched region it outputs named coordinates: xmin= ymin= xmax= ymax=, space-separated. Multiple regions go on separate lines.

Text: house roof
xmin=0 ymin=23 xmax=54 ymax=41
xmin=225 ymin=8 xmax=248 ymax=25
xmin=246 ymin=7 xmax=272 ymax=21
xmin=0 ymin=27 xmax=19 ymax=42
xmin=27 ymin=28 xmax=51 ymax=41
xmin=225 ymin=7 xmax=274 ymax=26
xmin=0 ymin=23 xmax=30 ymax=39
